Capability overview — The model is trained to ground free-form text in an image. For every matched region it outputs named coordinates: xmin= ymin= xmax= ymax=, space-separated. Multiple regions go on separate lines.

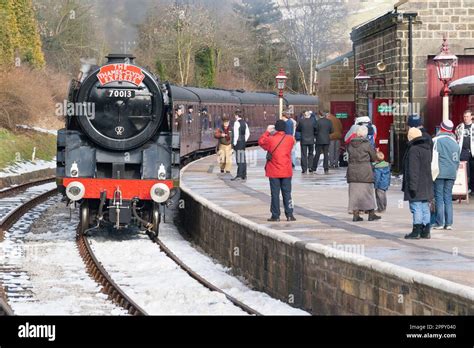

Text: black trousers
xmin=300 ymin=143 xmax=314 ymax=172
xmin=461 ymin=150 xmax=474 ymax=191
xmin=269 ymin=177 xmax=293 ymax=218
xmin=313 ymin=144 xmax=329 ymax=171
xmin=234 ymin=141 xmax=247 ymax=179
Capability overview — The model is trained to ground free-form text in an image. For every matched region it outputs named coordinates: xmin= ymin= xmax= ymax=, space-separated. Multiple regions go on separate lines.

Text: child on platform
xmin=373 ymin=151 xmax=391 ymax=213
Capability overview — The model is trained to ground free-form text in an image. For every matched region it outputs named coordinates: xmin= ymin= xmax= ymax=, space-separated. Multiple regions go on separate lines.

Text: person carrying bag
xmin=258 ymin=120 xmax=296 ymax=222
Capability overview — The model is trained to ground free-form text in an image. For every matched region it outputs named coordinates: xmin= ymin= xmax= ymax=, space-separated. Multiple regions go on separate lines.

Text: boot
xmin=420 ymin=224 xmax=431 ymax=239
xmin=405 ymin=224 xmax=422 ymax=239
xmin=368 ymin=210 xmax=381 ymax=221
xmin=352 ymin=210 xmax=363 ymax=222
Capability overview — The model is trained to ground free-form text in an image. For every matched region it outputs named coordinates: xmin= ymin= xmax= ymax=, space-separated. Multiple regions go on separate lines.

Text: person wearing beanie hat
xmin=406 ymin=113 xmax=433 ymax=148
xmin=407 ymin=114 xmax=422 ymax=128
xmin=275 ymin=120 xmax=287 ymax=132
xmin=402 ymin=125 xmax=434 ymax=239
xmin=407 ymin=127 xmax=422 ymax=142
xmin=258 ymin=122 xmax=297 ymax=222
xmin=440 ymin=120 xmax=454 ymax=132
xmin=432 ymin=120 xmax=460 ymax=231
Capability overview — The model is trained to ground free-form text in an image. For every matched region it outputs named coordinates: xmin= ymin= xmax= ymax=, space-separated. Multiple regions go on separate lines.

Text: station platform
xmin=181 ymin=148 xmax=474 ymax=289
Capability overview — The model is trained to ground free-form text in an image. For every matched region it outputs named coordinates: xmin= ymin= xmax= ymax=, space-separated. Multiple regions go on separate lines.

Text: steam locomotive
xmin=57 ymin=54 xmax=318 ymax=236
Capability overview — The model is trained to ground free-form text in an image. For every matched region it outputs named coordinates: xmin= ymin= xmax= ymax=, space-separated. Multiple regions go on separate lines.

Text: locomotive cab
xmin=57 ymin=54 xmax=180 ymax=235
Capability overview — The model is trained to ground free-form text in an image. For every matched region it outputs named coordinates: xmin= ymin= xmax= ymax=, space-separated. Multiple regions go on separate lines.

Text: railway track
xmin=0 ymin=180 xmax=56 ymax=316
xmin=0 ymin=178 xmax=262 ymax=316
xmin=76 ymin=229 xmax=147 ymax=316
xmin=149 ymin=234 xmax=262 ymax=316
xmin=0 ymin=177 xmax=55 ymax=199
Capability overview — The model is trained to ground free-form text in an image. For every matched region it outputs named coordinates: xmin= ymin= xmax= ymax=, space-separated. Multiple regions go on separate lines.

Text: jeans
xmin=234 ymin=141 xmax=247 ymax=178
xmin=409 ymin=201 xmax=431 ymax=225
xmin=329 ymin=140 xmax=340 ymax=167
xmin=375 ymin=189 xmax=387 ymax=212
xmin=433 ymin=178 xmax=455 ymax=227
xmin=313 ymin=144 xmax=329 ymax=171
xmin=300 ymin=144 xmax=314 ymax=172
xmin=269 ymin=177 xmax=293 ymax=218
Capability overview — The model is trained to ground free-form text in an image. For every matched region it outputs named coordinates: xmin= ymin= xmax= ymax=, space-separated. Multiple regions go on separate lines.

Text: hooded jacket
xmin=346 ymin=137 xmax=378 ymax=183
xmin=259 ymin=131 xmax=295 ymax=178
xmin=402 ymin=136 xmax=434 ymax=202
xmin=373 ymin=161 xmax=391 ymax=191
xmin=433 ymin=131 xmax=460 ymax=180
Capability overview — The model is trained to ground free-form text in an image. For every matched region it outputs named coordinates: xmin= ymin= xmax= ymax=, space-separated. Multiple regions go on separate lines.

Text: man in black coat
xmin=402 ymin=128 xmax=434 ymax=239
xmin=296 ymin=111 xmax=316 ymax=173
xmin=313 ymin=112 xmax=333 ymax=174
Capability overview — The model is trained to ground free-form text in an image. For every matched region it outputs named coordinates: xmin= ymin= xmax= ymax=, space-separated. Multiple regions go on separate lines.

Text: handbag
xmin=266 ymin=135 xmax=286 ymax=162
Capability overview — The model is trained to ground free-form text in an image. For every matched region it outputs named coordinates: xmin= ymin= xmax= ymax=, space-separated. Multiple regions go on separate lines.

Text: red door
xmin=372 ymin=99 xmax=394 ymax=161
xmin=330 ymin=101 xmax=355 ymax=137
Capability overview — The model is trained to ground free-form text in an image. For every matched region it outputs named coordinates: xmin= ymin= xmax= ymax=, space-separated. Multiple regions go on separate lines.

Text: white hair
xmin=356 ymin=125 xmax=368 ymax=138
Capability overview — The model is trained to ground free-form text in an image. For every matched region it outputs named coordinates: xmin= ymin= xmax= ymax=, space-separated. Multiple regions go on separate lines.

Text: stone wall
xmin=317 ymin=54 xmax=355 ymax=111
xmin=0 ymin=168 xmax=55 ymax=189
xmin=179 ymin=183 xmax=474 ymax=315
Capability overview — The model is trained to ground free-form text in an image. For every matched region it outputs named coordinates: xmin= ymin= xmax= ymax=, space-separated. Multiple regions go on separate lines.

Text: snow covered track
xmin=150 ymin=235 xmax=262 ymax=316
xmin=77 ymin=230 xmax=147 ymax=316
xmin=0 ymin=188 xmax=57 ymax=239
xmin=0 ymin=177 xmax=55 ymax=199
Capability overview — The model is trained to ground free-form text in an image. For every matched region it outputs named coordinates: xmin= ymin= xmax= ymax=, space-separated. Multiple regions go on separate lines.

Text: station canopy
xmin=449 ymin=75 xmax=474 ymax=95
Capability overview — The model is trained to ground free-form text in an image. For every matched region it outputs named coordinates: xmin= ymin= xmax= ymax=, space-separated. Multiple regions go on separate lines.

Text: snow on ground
xmin=0 ymin=160 xmax=56 ymax=178
xmin=16 ymin=125 xmax=58 ymax=136
xmin=158 ymin=222 xmax=308 ymax=315
xmin=0 ymin=182 xmax=56 ymax=222
xmin=90 ymin=233 xmax=247 ymax=315
xmin=0 ymin=197 xmax=127 ymax=315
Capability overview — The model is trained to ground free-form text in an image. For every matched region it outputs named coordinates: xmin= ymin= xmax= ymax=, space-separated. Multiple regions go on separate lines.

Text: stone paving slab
xmin=181 ymin=148 xmax=474 ymax=288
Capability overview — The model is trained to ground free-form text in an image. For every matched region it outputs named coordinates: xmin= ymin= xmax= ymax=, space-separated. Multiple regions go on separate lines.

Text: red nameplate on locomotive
xmin=97 ymin=64 xmax=145 ymax=86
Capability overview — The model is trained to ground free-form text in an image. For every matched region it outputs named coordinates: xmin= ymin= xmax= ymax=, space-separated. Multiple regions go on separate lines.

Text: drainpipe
xmin=405 ymin=13 xmax=418 ymax=114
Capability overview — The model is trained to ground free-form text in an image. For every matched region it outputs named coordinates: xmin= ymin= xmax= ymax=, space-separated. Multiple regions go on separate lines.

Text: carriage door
xmin=372 ymin=99 xmax=393 ymax=161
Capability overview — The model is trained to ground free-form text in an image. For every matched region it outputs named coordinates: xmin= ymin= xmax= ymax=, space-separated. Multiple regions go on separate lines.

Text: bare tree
xmin=279 ymin=0 xmax=348 ymax=94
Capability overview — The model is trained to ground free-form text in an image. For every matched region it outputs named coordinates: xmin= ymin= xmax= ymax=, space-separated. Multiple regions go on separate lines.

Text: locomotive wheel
xmin=79 ymin=201 xmax=90 ymax=235
xmin=151 ymin=203 xmax=160 ymax=237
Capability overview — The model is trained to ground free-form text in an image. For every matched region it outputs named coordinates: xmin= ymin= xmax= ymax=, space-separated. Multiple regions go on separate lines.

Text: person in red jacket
xmin=258 ymin=120 xmax=296 ymax=222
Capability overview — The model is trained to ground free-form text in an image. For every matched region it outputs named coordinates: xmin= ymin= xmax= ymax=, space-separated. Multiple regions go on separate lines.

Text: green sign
xmin=336 ymin=113 xmax=348 ymax=119
xmin=378 ymin=104 xmax=392 ymax=113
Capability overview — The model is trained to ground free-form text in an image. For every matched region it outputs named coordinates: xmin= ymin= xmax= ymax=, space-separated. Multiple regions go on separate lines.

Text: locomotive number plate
xmin=106 ymin=90 xmax=136 ymax=98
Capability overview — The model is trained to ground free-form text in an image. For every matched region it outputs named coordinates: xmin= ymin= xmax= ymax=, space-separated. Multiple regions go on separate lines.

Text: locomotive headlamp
xmin=70 ymin=162 xmax=79 ymax=178
xmin=66 ymin=181 xmax=85 ymax=201
xmin=158 ymin=163 xmax=166 ymax=180
xmin=150 ymin=183 xmax=170 ymax=203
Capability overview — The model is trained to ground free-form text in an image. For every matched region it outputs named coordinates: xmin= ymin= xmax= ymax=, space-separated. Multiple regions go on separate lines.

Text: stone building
xmin=350 ymin=0 xmax=474 ymax=170
xmin=315 ymin=52 xmax=356 ymax=135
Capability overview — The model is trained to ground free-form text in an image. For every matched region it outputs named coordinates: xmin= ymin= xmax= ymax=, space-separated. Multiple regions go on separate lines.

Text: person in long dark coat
xmin=402 ymin=127 xmax=434 ymax=239
xmin=346 ymin=126 xmax=380 ymax=222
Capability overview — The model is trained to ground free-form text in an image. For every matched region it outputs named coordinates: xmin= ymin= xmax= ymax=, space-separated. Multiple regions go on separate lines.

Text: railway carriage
xmin=57 ymin=54 xmax=318 ymax=235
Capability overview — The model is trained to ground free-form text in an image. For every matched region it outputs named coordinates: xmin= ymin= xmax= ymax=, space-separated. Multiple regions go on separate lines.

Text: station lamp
xmin=275 ymin=68 xmax=288 ymax=119
xmin=433 ymin=37 xmax=458 ymax=122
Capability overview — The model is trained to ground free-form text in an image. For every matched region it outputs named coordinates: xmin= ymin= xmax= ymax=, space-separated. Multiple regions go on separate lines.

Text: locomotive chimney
xmin=106 ymin=54 xmax=136 ymax=64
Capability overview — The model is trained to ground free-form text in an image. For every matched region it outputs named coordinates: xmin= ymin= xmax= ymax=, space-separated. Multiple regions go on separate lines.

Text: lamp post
xmin=354 ymin=64 xmax=371 ymax=93
xmin=433 ymin=37 xmax=458 ymax=122
xmin=275 ymin=68 xmax=288 ymax=119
